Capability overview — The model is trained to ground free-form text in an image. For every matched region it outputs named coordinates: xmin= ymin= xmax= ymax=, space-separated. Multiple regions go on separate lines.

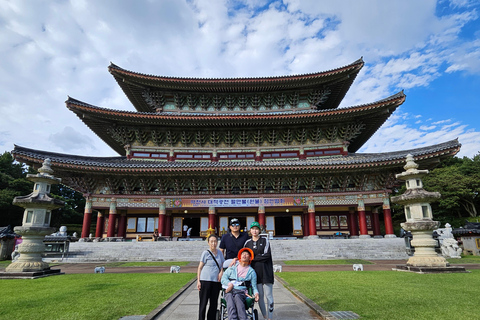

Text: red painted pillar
xmin=255 ymin=150 xmax=261 ymax=161
xmin=258 ymin=205 xmax=265 ymax=230
xmin=358 ymin=210 xmax=368 ymax=236
xmin=303 ymin=209 xmax=309 ymax=237
xmin=158 ymin=199 xmax=166 ymax=236
xmin=81 ymin=197 xmax=93 ymax=238
xmin=357 ymin=199 xmax=369 ymax=237
xmin=384 ymin=208 xmax=394 ymax=235
xmin=308 ymin=197 xmax=316 ymax=236
xmin=117 ymin=211 xmax=127 ymax=238
xmin=95 ymin=211 xmax=105 ymax=238
xmin=208 ymin=206 xmax=216 ymax=231
xmin=382 ymin=197 xmax=395 ymax=237
xmin=107 ymin=198 xmax=117 ymax=238
xmin=164 ymin=214 xmax=172 ymax=237
xmin=348 ymin=207 xmax=359 ymax=237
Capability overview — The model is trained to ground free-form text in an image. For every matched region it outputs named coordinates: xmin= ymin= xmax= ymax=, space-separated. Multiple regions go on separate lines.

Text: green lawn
xmin=0 ymin=260 xmax=11 ymax=268
xmin=278 ymin=270 xmax=480 ymax=320
xmin=2 ymin=257 xmax=479 ymax=320
xmin=448 ymin=254 xmax=480 ymax=264
xmin=0 ymin=273 xmax=195 ymax=320
xmin=103 ymin=261 xmax=191 ymax=267
xmin=283 ymin=259 xmax=373 ymax=265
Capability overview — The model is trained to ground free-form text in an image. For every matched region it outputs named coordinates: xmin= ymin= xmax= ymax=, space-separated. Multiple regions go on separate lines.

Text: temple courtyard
xmin=1 ymin=258 xmax=479 ymax=320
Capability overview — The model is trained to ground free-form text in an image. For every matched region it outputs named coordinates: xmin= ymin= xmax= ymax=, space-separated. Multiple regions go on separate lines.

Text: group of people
xmin=197 ymin=218 xmax=274 ymax=320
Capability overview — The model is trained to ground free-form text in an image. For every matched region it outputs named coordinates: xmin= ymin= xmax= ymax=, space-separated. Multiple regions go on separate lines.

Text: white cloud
xmin=361 ymin=110 xmax=480 ymax=158
xmin=48 ymin=126 xmax=96 ymax=154
xmin=0 ymin=0 xmax=479 ymax=158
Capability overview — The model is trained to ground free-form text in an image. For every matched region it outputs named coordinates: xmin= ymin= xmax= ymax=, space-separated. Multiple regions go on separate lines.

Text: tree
xmin=0 ymin=152 xmax=33 ymax=227
xmin=50 ymin=184 xmax=85 ymax=228
xmin=0 ymin=151 xmax=85 ymax=231
xmin=423 ymin=154 xmax=480 ymax=220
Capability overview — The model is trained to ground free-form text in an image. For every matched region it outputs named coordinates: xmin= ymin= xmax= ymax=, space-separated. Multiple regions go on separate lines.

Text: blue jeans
xmin=257 ymin=283 xmax=274 ymax=319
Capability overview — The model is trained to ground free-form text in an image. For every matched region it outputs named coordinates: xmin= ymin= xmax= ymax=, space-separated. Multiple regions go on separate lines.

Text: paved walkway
xmin=146 ymin=276 xmax=329 ymax=320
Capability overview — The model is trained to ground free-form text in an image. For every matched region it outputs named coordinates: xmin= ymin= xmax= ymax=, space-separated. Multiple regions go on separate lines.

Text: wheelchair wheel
xmin=252 ymin=309 xmax=258 ymax=320
xmin=220 ymin=303 xmax=227 ymax=320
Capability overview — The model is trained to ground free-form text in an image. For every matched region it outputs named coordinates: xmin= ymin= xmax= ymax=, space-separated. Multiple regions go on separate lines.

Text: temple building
xmin=12 ymin=58 xmax=460 ymax=240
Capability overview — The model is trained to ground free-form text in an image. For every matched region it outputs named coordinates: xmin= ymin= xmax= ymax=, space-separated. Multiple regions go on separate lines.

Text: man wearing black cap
xmin=219 ymin=218 xmax=249 ymax=260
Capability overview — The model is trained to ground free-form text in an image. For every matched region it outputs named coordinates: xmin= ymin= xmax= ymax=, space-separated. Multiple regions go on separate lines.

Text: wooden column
xmin=158 ymin=198 xmax=166 ymax=236
xmin=358 ymin=199 xmax=370 ymax=238
xmin=255 ymin=150 xmax=261 ymax=161
xmin=164 ymin=213 xmax=172 ymax=237
xmin=208 ymin=206 xmax=216 ymax=231
xmin=383 ymin=197 xmax=396 ymax=237
xmin=307 ymin=197 xmax=316 ymax=236
xmin=299 ymin=148 xmax=306 ymax=160
xmin=107 ymin=198 xmax=117 ymax=238
xmin=303 ymin=208 xmax=309 ymax=236
xmin=258 ymin=205 xmax=266 ymax=230
xmin=348 ymin=207 xmax=359 ymax=237
xmin=95 ymin=211 xmax=105 ymax=238
xmin=81 ymin=197 xmax=93 ymax=238
xmin=117 ymin=211 xmax=127 ymax=238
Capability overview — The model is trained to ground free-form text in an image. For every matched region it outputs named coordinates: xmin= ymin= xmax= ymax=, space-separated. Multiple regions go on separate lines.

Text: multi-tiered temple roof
xmin=13 ymin=59 xmax=460 ymax=197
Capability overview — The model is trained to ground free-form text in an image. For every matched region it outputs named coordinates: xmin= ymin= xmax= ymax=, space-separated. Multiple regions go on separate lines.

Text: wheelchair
xmin=217 ymin=282 xmax=258 ymax=320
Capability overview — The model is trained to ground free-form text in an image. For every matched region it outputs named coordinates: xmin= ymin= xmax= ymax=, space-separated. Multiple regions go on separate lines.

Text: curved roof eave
xmin=12 ymin=139 xmax=460 ymax=174
xmin=108 ymin=58 xmax=364 ymax=88
xmin=65 ymin=92 xmax=405 ymax=155
xmin=66 ymin=91 xmax=405 ymax=124
xmin=108 ymin=59 xmax=364 ymax=112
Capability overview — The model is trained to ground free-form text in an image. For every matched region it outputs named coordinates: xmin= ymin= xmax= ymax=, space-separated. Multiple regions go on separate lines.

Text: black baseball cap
xmin=230 ymin=218 xmax=240 ymax=225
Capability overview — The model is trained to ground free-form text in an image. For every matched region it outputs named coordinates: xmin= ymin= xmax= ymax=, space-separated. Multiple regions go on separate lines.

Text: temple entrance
xmin=237 ymin=217 xmax=247 ymax=232
xmin=275 ymin=216 xmax=293 ymax=236
xmin=183 ymin=217 xmax=201 ymax=237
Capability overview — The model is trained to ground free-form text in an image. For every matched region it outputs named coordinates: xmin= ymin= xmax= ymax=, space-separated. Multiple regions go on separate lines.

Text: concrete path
xmin=147 ymin=277 xmax=329 ymax=320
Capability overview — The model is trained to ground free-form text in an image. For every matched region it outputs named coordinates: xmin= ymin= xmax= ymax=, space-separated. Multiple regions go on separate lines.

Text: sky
xmin=1 ymin=0 xmax=479 ymax=159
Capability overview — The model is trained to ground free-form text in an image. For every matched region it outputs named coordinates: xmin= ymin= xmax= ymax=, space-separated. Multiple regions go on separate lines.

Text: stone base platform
xmin=0 ymin=269 xmax=64 ymax=279
xmin=392 ymin=265 xmax=469 ymax=274
xmin=55 ymin=238 xmax=409 ymax=263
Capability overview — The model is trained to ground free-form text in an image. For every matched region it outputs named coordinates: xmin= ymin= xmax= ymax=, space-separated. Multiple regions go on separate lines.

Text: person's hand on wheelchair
xmin=246 ymin=292 xmax=259 ymax=302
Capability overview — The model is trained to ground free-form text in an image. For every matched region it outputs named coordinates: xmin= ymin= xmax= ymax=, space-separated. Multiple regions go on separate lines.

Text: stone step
xmin=46 ymin=238 xmax=409 ymax=263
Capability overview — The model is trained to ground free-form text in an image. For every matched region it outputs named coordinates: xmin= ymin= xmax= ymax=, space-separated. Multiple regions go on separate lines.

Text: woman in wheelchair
xmin=221 ymin=247 xmax=259 ymax=320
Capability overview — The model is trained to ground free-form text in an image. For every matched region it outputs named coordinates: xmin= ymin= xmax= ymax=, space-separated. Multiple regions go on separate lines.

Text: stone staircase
xmin=50 ymin=238 xmax=409 ymax=263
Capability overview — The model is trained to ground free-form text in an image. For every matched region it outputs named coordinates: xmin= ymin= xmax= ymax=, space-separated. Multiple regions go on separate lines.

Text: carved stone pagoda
xmin=2 ymin=159 xmax=64 ymax=278
xmin=391 ymin=155 xmax=467 ymax=273
xmin=12 ymin=58 xmax=461 ymax=240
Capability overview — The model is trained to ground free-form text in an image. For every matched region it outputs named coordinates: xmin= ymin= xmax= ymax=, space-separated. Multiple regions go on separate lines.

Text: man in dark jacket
xmin=219 ymin=218 xmax=249 ymax=260
xmin=244 ymin=221 xmax=274 ymax=320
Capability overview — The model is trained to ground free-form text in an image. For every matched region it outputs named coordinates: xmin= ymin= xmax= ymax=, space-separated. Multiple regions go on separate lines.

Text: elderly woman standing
xmin=197 ymin=234 xmax=225 ymax=320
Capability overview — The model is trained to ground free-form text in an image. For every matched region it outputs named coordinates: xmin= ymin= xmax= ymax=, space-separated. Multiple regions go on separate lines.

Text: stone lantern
xmin=4 ymin=158 xmax=65 ymax=276
xmin=391 ymin=155 xmax=466 ymax=273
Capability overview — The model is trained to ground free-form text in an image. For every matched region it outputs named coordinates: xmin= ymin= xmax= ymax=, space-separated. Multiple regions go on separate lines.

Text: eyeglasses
xmin=231 ymin=223 xmax=240 ymax=227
